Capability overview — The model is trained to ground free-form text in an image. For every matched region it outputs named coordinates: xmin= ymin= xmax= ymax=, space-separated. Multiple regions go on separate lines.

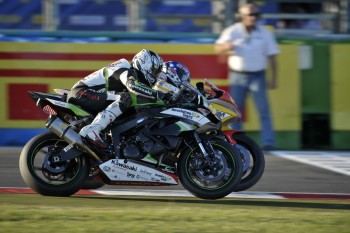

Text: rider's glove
xmin=157 ymin=91 xmax=174 ymax=102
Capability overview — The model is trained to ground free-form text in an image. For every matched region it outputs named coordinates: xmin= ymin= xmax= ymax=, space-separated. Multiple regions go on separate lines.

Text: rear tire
xmin=19 ymin=132 xmax=89 ymax=196
xmin=232 ymin=133 xmax=265 ymax=191
xmin=81 ymin=176 xmax=105 ymax=189
xmin=178 ymin=139 xmax=243 ymax=199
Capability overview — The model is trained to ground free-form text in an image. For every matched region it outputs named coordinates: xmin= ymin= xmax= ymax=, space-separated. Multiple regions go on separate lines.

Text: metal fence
xmin=40 ymin=0 xmax=236 ymax=33
xmin=0 ymin=0 xmax=348 ymax=34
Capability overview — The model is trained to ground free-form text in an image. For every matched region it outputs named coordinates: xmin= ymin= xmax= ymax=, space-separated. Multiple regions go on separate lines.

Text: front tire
xmin=19 ymin=132 xmax=89 ymax=196
xmin=178 ymin=139 xmax=243 ymax=199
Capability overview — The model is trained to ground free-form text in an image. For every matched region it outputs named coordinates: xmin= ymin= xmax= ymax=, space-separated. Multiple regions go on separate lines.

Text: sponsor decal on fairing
xmin=155 ymin=173 xmax=169 ymax=181
xmin=161 ymin=108 xmax=210 ymax=126
xmin=128 ymin=83 xmax=154 ymax=96
xmin=136 ymin=174 xmax=149 ymax=181
xmin=47 ymin=99 xmax=70 ymax=108
xmin=140 ymin=168 xmax=152 ymax=176
xmin=216 ymin=111 xmax=231 ymax=120
xmin=100 ymin=159 xmax=178 ymax=184
xmin=127 ymin=172 xmax=135 ymax=178
xmin=111 ymin=159 xmax=137 ymax=171
xmin=63 ymin=144 xmax=74 ymax=152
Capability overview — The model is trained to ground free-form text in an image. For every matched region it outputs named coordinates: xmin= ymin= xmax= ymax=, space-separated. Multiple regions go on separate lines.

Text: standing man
xmin=215 ymin=3 xmax=279 ymax=150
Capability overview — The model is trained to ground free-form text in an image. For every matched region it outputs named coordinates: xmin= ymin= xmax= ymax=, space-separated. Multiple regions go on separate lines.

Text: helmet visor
xmin=151 ymin=66 xmax=163 ymax=79
xmin=181 ymin=74 xmax=190 ymax=83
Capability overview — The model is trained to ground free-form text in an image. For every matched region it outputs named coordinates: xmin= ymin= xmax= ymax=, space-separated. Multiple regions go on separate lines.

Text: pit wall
xmin=0 ymin=40 xmax=348 ymax=149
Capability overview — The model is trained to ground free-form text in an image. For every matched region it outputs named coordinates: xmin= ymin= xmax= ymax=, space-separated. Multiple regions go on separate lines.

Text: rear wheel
xmin=178 ymin=139 xmax=243 ymax=199
xmin=81 ymin=176 xmax=105 ymax=189
xmin=232 ymin=133 xmax=265 ymax=191
xmin=19 ymin=132 xmax=89 ymax=196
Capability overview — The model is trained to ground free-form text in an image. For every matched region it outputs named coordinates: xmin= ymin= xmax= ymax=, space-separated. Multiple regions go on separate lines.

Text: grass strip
xmin=0 ymin=194 xmax=349 ymax=233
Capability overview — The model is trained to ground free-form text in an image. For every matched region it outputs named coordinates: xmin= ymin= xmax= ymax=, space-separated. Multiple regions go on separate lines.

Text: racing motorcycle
xmin=194 ymin=80 xmax=265 ymax=192
xmin=81 ymin=80 xmax=265 ymax=191
xmin=19 ymin=82 xmax=243 ymax=200
xmin=77 ymin=80 xmax=265 ymax=191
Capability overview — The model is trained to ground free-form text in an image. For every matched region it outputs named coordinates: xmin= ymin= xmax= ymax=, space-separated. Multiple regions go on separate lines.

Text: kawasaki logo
xmin=111 ymin=160 xmax=137 ymax=171
xmin=128 ymin=84 xmax=153 ymax=96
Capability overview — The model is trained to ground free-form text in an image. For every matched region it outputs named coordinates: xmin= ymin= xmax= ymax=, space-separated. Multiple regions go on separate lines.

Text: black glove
xmin=157 ymin=91 xmax=174 ymax=102
xmin=196 ymin=82 xmax=205 ymax=93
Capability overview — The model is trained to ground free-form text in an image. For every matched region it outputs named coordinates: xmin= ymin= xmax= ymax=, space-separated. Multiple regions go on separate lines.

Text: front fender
xmin=223 ymin=130 xmax=244 ymax=145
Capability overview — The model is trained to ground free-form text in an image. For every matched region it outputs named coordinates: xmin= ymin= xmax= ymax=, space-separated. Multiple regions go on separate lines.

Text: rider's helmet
xmin=131 ymin=49 xmax=163 ymax=86
xmin=162 ymin=61 xmax=191 ymax=88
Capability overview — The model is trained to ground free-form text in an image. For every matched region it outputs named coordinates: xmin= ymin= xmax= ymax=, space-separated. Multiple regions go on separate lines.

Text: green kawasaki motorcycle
xmin=19 ymin=82 xmax=243 ymax=200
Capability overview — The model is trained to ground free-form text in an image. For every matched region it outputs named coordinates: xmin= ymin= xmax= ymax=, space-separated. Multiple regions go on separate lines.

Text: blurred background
xmin=0 ymin=0 xmax=349 ymax=150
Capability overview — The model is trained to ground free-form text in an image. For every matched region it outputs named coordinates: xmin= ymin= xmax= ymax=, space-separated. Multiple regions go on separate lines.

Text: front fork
xmin=192 ymin=132 xmax=216 ymax=170
xmin=193 ymin=132 xmax=216 ymax=157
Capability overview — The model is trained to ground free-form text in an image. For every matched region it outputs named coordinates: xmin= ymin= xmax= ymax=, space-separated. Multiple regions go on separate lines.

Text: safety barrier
xmin=0 ymin=35 xmax=349 ymax=149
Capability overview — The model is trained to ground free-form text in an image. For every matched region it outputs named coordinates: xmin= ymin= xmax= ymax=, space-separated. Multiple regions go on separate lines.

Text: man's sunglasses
xmin=243 ymin=12 xmax=260 ymax=17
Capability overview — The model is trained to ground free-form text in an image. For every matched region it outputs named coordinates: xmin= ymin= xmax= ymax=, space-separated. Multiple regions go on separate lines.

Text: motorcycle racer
xmin=67 ymin=49 xmax=173 ymax=149
xmin=154 ymin=61 xmax=191 ymax=97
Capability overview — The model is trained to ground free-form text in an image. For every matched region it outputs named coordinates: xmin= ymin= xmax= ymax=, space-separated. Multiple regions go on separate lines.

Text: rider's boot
xmin=79 ymin=102 xmax=122 ymax=149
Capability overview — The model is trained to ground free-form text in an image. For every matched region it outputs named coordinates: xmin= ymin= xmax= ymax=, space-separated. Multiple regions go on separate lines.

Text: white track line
xmin=270 ymin=151 xmax=350 ymax=176
xmin=1 ymin=187 xmax=350 ymax=199
xmin=93 ymin=189 xmax=286 ymax=199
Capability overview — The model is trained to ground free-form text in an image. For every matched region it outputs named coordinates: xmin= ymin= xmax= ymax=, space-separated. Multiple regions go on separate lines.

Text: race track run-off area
xmin=271 ymin=151 xmax=350 ymax=176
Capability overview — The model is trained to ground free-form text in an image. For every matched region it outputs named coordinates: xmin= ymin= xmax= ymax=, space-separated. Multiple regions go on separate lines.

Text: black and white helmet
xmin=132 ymin=49 xmax=163 ymax=86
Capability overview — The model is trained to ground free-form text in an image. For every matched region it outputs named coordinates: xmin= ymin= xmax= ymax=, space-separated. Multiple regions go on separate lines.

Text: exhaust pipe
xmin=46 ymin=115 xmax=102 ymax=163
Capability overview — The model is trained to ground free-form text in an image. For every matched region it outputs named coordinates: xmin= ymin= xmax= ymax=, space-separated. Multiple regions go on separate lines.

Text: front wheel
xmin=19 ymin=132 xmax=89 ymax=196
xmin=178 ymin=139 xmax=243 ymax=199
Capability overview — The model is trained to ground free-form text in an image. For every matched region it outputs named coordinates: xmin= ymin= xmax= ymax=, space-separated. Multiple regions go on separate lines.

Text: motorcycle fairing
xmin=175 ymin=121 xmax=197 ymax=131
xmin=29 ymin=91 xmax=64 ymax=102
xmin=46 ymin=98 xmax=91 ymax=117
xmin=129 ymin=92 xmax=165 ymax=107
xmin=160 ymin=108 xmax=210 ymax=126
xmin=99 ymin=159 xmax=178 ymax=185
xmin=28 ymin=91 xmax=91 ymax=117
xmin=141 ymin=154 xmax=175 ymax=173
xmin=210 ymin=99 xmax=240 ymax=120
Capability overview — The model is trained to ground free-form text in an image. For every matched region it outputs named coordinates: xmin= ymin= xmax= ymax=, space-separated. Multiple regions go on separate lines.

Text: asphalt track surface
xmin=1 ymin=147 xmax=350 ymax=195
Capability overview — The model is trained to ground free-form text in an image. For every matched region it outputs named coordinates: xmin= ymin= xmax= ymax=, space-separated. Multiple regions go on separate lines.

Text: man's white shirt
xmin=215 ymin=22 xmax=279 ymax=72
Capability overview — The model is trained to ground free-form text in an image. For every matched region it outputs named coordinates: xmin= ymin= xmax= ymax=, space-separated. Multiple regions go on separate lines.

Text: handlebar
xmin=182 ymin=82 xmax=202 ymax=96
xmin=195 ymin=80 xmax=224 ymax=99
